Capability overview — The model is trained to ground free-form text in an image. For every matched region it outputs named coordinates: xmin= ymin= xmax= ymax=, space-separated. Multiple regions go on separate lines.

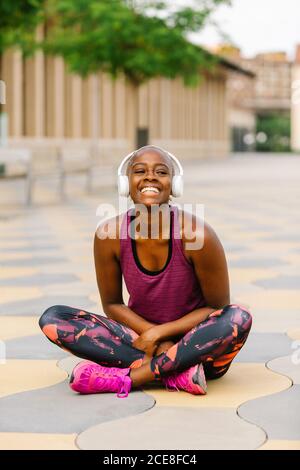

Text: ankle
xmin=128 ymin=363 xmax=156 ymax=387
xmin=128 ymin=367 xmax=140 ymax=387
xmin=142 ymin=356 xmax=152 ymax=366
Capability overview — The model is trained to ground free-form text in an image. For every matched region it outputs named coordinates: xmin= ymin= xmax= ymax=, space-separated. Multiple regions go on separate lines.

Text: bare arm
xmin=94 ymin=220 xmax=157 ymax=336
xmin=154 ymin=219 xmax=231 ymax=341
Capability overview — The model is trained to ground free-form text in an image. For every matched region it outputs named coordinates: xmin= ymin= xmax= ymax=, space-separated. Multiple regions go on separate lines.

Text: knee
xmin=39 ymin=304 xmax=64 ymax=332
xmin=224 ymin=303 xmax=253 ymax=335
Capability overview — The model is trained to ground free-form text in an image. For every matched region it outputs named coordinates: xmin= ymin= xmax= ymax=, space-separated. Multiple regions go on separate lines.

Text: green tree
xmin=256 ymin=114 xmax=291 ymax=152
xmin=42 ymin=0 xmax=231 ymax=86
xmin=0 ymin=0 xmax=45 ymax=54
xmin=0 ymin=1 xmax=44 ymax=146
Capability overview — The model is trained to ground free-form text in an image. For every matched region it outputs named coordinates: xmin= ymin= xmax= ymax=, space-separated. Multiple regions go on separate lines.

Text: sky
xmin=186 ymin=0 xmax=300 ymax=60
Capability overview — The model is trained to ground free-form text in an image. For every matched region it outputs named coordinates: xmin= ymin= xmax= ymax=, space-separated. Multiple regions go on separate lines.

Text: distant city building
xmin=211 ymin=44 xmax=298 ymax=152
xmin=291 ymin=45 xmax=300 ymax=152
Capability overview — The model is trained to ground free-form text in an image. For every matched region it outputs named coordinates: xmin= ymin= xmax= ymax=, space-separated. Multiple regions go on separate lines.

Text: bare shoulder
xmin=95 ymin=213 xmax=123 ymax=241
xmin=94 ymin=213 xmax=126 ymax=260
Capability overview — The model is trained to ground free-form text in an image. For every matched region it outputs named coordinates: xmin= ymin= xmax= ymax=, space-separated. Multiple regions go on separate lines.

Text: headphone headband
xmin=117 ymin=146 xmax=183 ymax=177
xmin=117 ymin=146 xmax=183 ymax=198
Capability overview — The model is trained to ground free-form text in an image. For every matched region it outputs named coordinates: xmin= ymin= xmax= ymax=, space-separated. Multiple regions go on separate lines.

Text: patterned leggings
xmin=39 ymin=303 xmax=252 ymax=381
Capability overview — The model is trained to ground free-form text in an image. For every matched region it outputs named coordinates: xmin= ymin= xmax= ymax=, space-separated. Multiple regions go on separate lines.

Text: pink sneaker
xmin=69 ymin=360 xmax=132 ymax=398
xmin=162 ymin=363 xmax=207 ymax=395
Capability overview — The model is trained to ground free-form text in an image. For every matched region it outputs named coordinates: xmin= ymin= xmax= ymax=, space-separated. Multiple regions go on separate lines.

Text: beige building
xmin=213 ymin=44 xmax=300 ymax=152
xmin=0 ymin=41 xmax=253 ymax=162
xmin=291 ymin=45 xmax=300 ymax=152
xmin=241 ymin=51 xmax=292 ymax=114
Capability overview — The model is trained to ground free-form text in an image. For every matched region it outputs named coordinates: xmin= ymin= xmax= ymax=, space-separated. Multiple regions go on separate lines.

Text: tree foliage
xmin=256 ymin=114 xmax=291 ymax=152
xmin=0 ymin=0 xmax=232 ymax=86
xmin=42 ymin=0 xmax=231 ymax=86
xmin=0 ymin=0 xmax=45 ymax=54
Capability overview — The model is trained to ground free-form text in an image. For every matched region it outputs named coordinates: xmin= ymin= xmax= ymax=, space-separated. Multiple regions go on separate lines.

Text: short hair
xmin=125 ymin=145 xmax=175 ymax=177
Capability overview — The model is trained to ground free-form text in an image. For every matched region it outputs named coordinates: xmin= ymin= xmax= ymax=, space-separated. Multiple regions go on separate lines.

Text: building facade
xmin=0 ymin=40 xmax=253 ymax=163
xmin=213 ymin=44 xmax=300 ymax=153
xmin=291 ymin=45 xmax=300 ymax=152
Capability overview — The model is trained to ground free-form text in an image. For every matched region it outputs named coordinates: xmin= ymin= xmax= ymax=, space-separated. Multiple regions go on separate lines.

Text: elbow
xmin=209 ymin=299 xmax=230 ymax=310
xmin=103 ymin=304 xmax=114 ymax=319
xmin=103 ymin=302 xmax=124 ymax=320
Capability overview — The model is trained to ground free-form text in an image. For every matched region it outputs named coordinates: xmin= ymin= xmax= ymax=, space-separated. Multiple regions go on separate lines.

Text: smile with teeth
xmin=140 ymin=187 xmax=160 ymax=194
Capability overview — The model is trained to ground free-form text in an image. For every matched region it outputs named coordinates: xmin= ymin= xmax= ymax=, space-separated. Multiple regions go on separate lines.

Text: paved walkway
xmin=0 ymin=152 xmax=299 ymax=450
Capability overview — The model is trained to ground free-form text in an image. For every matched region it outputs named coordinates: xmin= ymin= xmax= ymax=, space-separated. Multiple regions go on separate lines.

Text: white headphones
xmin=117 ymin=146 xmax=184 ymax=198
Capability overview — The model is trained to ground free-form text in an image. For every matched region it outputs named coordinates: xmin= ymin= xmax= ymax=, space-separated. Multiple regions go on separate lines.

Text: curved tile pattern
xmin=238 ymin=385 xmax=300 ymax=440
xmin=253 ymin=275 xmax=300 ymax=290
xmin=1 ymin=155 xmax=299 ymax=449
xmin=0 ymin=316 xmax=40 ymax=340
xmin=287 ymin=328 xmax=300 ymax=341
xmin=2 ymin=244 xmax=61 ymax=253
xmin=0 ymin=360 xmax=67 ymax=398
xmin=229 ymin=268 xmax=280 ymax=284
xmin=77 ymin=406 xmax=266 ymax=450
xmin=0 ymin=433 xmax=78 ymax=450
xmin=0 ymin=287 xmax=41 ymax=304
xmin=1 ymin=256 xmax=69 ymax=267
xmin=235 ymin=290 xmax=300 ymax=311
xmin=267 ymin=355 xmax=300 ymax=385
xmin=259 ymin=440 xmax=300 ymax=450
xmin=234 ymin=333 xmax=293 ymax=363
xmin=0 ymin=295 xmax=95 ymax=316
xmin=141 ymin=363 xmax=291 ymax=408
xmin=1 ymin=253 xmax=33 ymax=261
xmin=57 ymin=356 xmax=86 ymax=375
xmin=0 ymin=381 xmax=155 ymax=434
xmin=250 ymin=309 xmax=300 ymax=333
xmin=0 ymin=273 xmax=80 ymax=287
xmin=0 ymin=267 xmax=38 ymax=279
xmin=45 ymin=282 xmax=95 ymax=297
xmin=6 ymin=334 xmax=69 ymax=360
xmin=229 ymin=257 xmax=288 ymax=268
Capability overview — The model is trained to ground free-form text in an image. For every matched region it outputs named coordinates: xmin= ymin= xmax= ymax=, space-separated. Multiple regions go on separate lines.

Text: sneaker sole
xmin=192 ymin=364 xmax=207 ymax=394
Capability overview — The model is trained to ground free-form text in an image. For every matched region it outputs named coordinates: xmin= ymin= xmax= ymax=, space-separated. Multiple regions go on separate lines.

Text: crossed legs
xmin=39 ymin=303 xmax=252 ymax=388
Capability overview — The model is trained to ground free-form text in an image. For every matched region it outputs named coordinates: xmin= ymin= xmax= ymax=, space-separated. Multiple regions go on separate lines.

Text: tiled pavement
xmin=0 ymin=152 xmax=299 ymax=450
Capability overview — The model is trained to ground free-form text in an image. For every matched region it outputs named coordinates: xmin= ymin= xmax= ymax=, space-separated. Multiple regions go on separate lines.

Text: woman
xmin=39 ymin=145 xmax=252 ymax=399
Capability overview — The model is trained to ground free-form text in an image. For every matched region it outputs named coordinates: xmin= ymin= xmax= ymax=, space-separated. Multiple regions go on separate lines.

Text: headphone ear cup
xmin=118 ymin=175 xmax=129 ymax=197
xmin=171 ymin=175 xmax=183 ymax=198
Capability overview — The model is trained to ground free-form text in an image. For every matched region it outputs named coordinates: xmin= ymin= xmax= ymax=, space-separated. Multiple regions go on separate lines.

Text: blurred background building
xmin=1 ymin=0 xmax=299 ymax=178
xmin=0 ymin=39 xmax=254 ymax=163
xmin=212 ymin=43 xmax=300 ymax=153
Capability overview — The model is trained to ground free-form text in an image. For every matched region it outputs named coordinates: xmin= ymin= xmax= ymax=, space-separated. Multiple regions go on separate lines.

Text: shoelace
xmin=117 ymin=375 xmax=132 ymax=398
xmin=92 ymin=372 xmax=132 ymax=398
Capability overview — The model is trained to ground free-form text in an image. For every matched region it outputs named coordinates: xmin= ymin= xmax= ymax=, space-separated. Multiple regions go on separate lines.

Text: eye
xmin=157 ymin=170 xmax=167 ymax=175
xmin=134 ymin=170 xmax=144 ymax=173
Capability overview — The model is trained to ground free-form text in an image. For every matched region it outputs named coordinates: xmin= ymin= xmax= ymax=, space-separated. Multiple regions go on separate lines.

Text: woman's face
xmin=127 ymin=150 xmax=173 ymax=207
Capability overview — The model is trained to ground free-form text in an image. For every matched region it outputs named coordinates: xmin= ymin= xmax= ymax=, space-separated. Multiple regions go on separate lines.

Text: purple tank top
xmin=120 ymin=205 xmax=207 ymax=324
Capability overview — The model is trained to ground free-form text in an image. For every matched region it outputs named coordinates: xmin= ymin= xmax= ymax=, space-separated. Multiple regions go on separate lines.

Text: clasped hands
xmin=132 ymin=325 xmax=175 ymax=359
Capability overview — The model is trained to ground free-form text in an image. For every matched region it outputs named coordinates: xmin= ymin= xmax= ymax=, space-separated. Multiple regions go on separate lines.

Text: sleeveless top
xmin=119 ymin=205 xmax=207 ymax=324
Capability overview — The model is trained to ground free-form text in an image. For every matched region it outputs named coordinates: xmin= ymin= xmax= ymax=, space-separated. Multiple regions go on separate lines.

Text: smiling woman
xmin=121 ymin=147 xmax=178 ymax=213
xmin=127 ymin=148 xmax=174 ymax=203
xmin=39 ymin=145 xmax=252 ymax=399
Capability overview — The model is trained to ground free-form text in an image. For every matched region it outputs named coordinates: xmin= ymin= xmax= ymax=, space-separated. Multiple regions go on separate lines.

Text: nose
xmin=143 ymin=170 xmax=157 ymax=180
